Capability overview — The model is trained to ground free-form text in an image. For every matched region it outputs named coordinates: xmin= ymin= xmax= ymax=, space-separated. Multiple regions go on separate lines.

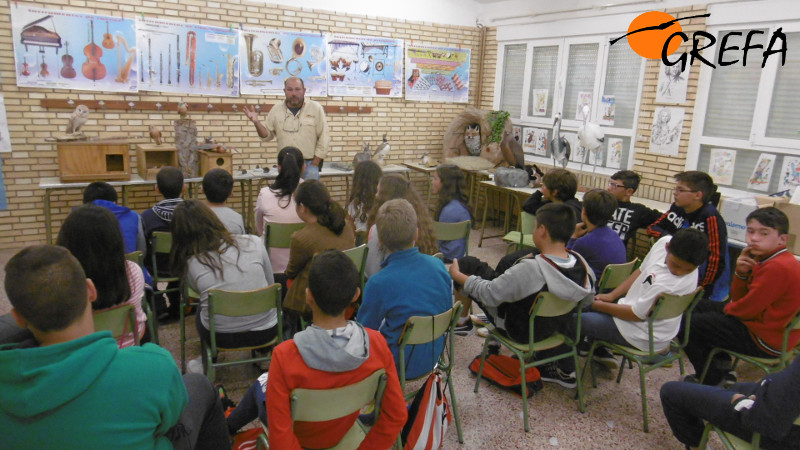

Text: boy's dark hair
xmin=5 ymin=245 xmax=88 ymax=332
xmin=156 ymin=166 xmax=184 ymax=199
xmin=668 ymin=228 xmax=709 ymax=267
xmin=308 ymin=250 xmax=360 ymax=316
xmin=582 ymin=189 xmax=618 ymax=227
xmin=535 ymin=202 xmax=576 ymax=244
xmin=675 ymin=171 xmax=720 ymax=206
xmin=542 ymin=168 xmax=578 ymax=202
xmin=83 ymin=181 xmax=118 ymax=203
xmin=202 ymin=168 xmax=234 ymax=203
xmin=610 ymin=170 xmax=641 ymax=192
xmin=747 ymin=207 xmax=789 ymax=235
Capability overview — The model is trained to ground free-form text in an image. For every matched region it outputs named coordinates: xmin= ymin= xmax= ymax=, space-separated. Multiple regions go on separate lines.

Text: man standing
xmin=243 ymin=77 xmax=329 ymax=180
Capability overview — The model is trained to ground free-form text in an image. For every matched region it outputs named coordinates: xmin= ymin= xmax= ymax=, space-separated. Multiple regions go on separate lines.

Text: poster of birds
xmin=606 ymin=137 xmax=623 ymax=169
xmin=532 ymin=89 xmax=548 ymax=116
xmin=748 ymin=153 xmax=776 ymax=192
xmin=778 ymin=156 xmax=800 ymax=192
xmin=708 ymin=148 xmax=736 ymax=186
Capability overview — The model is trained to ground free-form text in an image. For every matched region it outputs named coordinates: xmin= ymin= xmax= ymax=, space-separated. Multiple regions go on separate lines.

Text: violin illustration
xmin=102 ymin=21 xmax=115 ymax=49
xmin=39 ymin=54 xmax=49 ymax=78
xmin=21 ymin=56 xmax=31 ymax=76
xmin=186 ymin=31 xmax=196 ymax=86
xmin=82 ymin=20 xmax=106 ymax=81
xmin=61 ymin=41 xmax=76 ymax=79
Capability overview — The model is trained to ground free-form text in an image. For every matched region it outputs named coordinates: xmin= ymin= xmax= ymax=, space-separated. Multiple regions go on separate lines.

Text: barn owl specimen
xmin=66 ymin=104 xmax=90 ymax=134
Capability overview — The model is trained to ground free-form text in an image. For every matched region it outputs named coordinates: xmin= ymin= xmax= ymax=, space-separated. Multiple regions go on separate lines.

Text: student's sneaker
xmin=682 ymin=373 xmax=700 ymax=384
xmin=186 ymin=357 xmax=204 ymax=374
xmin=470 ymin=314 xmax=489 ymax=326
xmin=539 ymin=363 xmax=577 ymax=389
xmin=721 ymin=370 xmax=738 ymax=388
xmin=476 ymin=327 xmax=489 ymax=338
xmin=454 ymin=320 xmax=474 ymax=336
xmin=215 ymin=383 xmax=237 ymax=417
xmin=641 ymin=350 xmax=675 ymax=367
xmin=592 ymin=347 xmax=620 ymax=370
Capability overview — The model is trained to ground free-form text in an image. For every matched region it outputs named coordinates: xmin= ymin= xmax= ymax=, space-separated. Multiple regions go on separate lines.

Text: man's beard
xmin=286 ymin=97 xmax=304 ymax=108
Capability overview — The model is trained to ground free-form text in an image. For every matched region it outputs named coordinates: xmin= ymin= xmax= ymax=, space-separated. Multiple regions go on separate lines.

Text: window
xmin=499 ymin=44 xmax=527 ymax=119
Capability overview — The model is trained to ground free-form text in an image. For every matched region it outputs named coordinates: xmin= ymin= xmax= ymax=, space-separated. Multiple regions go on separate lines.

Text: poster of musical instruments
xmin=239 ymin=28 xmax=327 ymax=97
xmin=405 ymin=45 xmax=470 ymax=103
xmin=10 ymin=6 xmax=137 ymax=92
xmin=137 ymin=18 xmax=239 ymax=97
xmin=327 ymin=34 xmax=403 ymax=98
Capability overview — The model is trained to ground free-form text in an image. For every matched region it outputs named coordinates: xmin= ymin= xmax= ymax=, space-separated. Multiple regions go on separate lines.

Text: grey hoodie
xmin=293 ymin=321 xmax=370 ymax=372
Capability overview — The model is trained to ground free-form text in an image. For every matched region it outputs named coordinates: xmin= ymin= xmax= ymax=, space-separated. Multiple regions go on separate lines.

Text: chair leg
xmin=180 ymin=301 xmax=187 ymax=373
xmin=447 ymin=373 xmax=464 ymax=443
xmin=616 ymin=357 xmax=627 ymax=384
xmin=699 ymin=348 xmax=720 ymax=384
xmin=519 ymin=357 xmax=530 ymax=432
xmin=573 ymin=351 xmax=585 ymax=413
xmin=637 ymin=362 xmax=650 ymax=433
xmin=473 ymin=338 xmax=491 ymax=393
xmin=148 ymin=295 xmax=160 ymax=344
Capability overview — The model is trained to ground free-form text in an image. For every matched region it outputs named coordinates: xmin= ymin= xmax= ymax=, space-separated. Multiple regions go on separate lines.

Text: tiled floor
xmin=0 ymin=229 xmax=750 ymax=448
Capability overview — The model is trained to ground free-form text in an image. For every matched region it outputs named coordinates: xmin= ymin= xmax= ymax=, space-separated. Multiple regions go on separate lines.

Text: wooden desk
xmin=477 ymin=180 xmax=537 ymax=247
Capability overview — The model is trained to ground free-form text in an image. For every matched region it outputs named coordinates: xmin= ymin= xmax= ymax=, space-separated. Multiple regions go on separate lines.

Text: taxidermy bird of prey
xmin=149 ymin=126 xmax=163 ymax=145
xmin=578 ymin=104 xmax=605 ymax=153
xmin=352 ymin=142 xmax=372 ymax=166
xmin=372 ymin=134 xmax=390 ymax=166
xmin=500 ymin=130 xmax=525 ymax=169
xmin=66 ymin=104 xmax=90 ymax=134
xmin=550 ymin=112 xmax=571 ymax=168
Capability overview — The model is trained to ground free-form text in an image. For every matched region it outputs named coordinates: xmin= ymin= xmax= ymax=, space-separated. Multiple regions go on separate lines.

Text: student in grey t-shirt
xmin=203 ymin=168 xmax=245 ymax=234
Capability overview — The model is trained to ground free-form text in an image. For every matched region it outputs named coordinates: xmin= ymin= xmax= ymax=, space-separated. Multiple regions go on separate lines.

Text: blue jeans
xmin=168 ymin=373 xmax=232 ymax=450
xmin=226 ymin=380 xmax=266 ymax=434
xmin=577 ymin=311 xmax=632 ymax=347
xmin=302 ymin=160 xmax=320 ymax=180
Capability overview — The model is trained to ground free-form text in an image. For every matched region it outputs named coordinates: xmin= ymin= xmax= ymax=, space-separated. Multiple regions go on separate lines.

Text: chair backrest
xmin=530 ymin=292 xmax=580 ymax=318
xmin=208 ymin=284 xmax=282 ymax=318
xmin=520 ymin=211 xmax=537 ymax=235
xmin=399 ymin=303 xmax=462 ymax=347
xmin=151 ymin=231 xmax=173 ymax=255
xmin=150 ymin=231 xmax=177 ymax=280
xmin=597 ymin=258 xmax=639 ymax=293
xmin=93 ymin=303 xmax=139 ymax=345
xmin=263 ymin=222 xmax=305 ymax=251
xmin=125 ymin=250 xmax=144 ymax=268
xmin=343 ymin=244 xmax=369 ymax=289
xmin=650 ymin=287 xmax=704 ymax=321
xmin=433 ymin=220 xmax=471 ymax=242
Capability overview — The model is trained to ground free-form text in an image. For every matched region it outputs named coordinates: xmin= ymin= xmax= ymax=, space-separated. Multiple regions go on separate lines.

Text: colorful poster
xmin=779 ymin=156 xmax=800 ymax=192
xmin=532 ymin=89 xmax=548 ymax=116
xmin=137 ymin=18 xmax=239 ymax=97
xmin=600 ymin=95 xmax=615 ymax=126
xmin=239 ymin=28 xmax=327 ymax=97
xmin=606 ymin=137 xmax=623 ymax=169
xmin=522 ymin=127 xmax=536 ymax=154
xmin=0 ymin=96 xmax=11 ymax=153
xmin=512 ymin=125 xmax=522 ymax=144
xmin=328 ymin=34 xmax=403 ymax=97
xmin=575 ymin=92 xmax=592 ymax=120
xmin=748 ymin=153 xmax=776 ymax=191
xmin=11 ymin=6 xmax=137 ymax=92
xmin=708 ymin=148 xmax=737 ymax=186
xmin=405 ymin=45 xmax=470 ymax=103
xmin=587 ymin=147 xmax=603 ymax=166
xmin=564 ymin=132 xmax=585 ymax=163
xmin=649 ymin=106 xmax=684 ymax=156
xmin=656 ymin=61 xmax=690 ymax=103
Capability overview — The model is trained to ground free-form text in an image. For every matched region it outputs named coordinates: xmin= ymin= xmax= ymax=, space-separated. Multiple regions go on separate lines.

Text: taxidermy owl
xmin=66 ymin=104 xmax=90 ymax=134
xmin=464 ymin=123 xmax=481 ymax=156
xmin=149 ymin=125 xmax=163 ymax=145
xmin=372 ymin=134 xmax=390 ymax=166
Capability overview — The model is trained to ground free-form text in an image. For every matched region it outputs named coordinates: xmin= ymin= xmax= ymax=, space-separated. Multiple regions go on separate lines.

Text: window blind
xmin=766 ymin=31 xmax=800 ymax=140
xmin=603 ymin=38 xmax=642 ymax=129
xmin=499 ymin=44 xmax=527 ymax=118
xmin=527 ymin=45 xmax=559 ymax=118
xmin=562 ymin=43 xmax=599 ymax=120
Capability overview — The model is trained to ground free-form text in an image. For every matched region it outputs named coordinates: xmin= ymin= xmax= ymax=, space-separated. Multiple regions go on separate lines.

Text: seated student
xmin=0 ymin=245 xmax=230 ymax=449
xmin=605 ymin=170 xmax=663 ymax=246
xmin=142 ymin=166 xmax=184 ymax=319
xmin=582 ymin=229 xmax=708 ymax=369
xmin=203 ymin=168 xmax=245 ymax=234
xmin=228 ymin=250 xmax=407 ymax=448
xmin=449 ymin=203 xmax=595 ymax=388
xmin=648 ymin=171 xmax=729 ymax=301
xmin=567 ymin=189 xmax=627 ymax=283
xmin=682 ymin=207 xmax=800 ymax=386
xmin=661 ymin=357 xmax=800 ymax=450
xmin=433 ymin=164 xmax=473 ymax=262
xmin=359 ymin=199 xmax=453 ymax=380
xmin=83 ymin=181 xmax=146 ymax=255
xmin=346 ymin=160 xmax=382 ymax=245
xmin=521 ymin=168 xmax=582 ymax=219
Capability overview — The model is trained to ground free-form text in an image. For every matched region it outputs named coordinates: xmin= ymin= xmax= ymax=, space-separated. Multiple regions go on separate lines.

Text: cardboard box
xmin=776 ymin=201 xmax=800 ymax=255
xmin=720 ymin=195 xmax=777 ymax=242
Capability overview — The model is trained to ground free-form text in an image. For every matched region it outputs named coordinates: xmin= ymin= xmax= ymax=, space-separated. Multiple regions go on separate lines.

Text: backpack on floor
xmin=469 ymin=353 xmax=543 ymax=398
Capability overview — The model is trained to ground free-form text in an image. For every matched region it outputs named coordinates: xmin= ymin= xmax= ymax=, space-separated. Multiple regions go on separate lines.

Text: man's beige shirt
xmin=261 ymin=99 xmax=329 ymax=160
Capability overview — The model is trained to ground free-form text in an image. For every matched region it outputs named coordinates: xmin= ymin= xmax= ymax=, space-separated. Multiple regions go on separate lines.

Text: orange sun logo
xmin=623 ymin=11 xmax=684 ymax=59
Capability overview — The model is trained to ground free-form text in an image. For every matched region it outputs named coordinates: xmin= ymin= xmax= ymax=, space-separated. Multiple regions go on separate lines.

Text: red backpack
xmin=469 ymin=354 xmax=543 ymax=398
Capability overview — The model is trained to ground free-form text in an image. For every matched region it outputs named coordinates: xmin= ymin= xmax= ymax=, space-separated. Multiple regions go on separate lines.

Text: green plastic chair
xmin=397 ymin=303 xmax=464 ymax=443
xmin=698 ymin=414 xmax=800 ymax=449
xmin=93 ymin=303 xmax=139 ymax=346
xmin=263 ymin=222 xmax=305 ymax=255
xmin=149 ymin=232 xmax=182 ymax=343
xmin=125 ymin=251 xmax=157 ymax=344
xmin=473 ymin=292 xmax=584 ymax=432
xmin=180 ymin=282 xmax=201 ymax=373
xmin=596 ymin=258 xmax=640 ymax=294
xmin=501 ymin=211 xmax=536 ymax=254
xmin=256 ymin=369 xmax=389 ymax=450
xmin=433 ymin=220 xmax=472 ymax=257
xmin=201 ymin=284 xmax=283 ymax=382
xmin=583 ymin=287 xmax=704 ymax=432
xmin=343 ymin=244 xmax=369 ymax=292
xmin=700 ymin=308 xmax=800 ymax=384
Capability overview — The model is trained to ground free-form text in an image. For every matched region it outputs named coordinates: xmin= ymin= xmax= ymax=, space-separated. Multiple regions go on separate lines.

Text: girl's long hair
xmin=347 ymin=160 xmax=383 ymax=224
xmin=434 ymin=164 xmax=473 ymax=222
xmin=170 ymin=199 xmax=241 ymax=279
xmin=56 ymin=204 xmax=131 ymax=310
xmin=367 ymin=174 xmax=438 ymax=255
xmin=270 ymin=146 xmax=305 ymax=208
xmin=295 ymin=180 xmax=347 ymax=235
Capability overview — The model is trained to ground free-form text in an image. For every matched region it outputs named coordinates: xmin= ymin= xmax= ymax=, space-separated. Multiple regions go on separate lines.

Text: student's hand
xmin=449 ymin=259 xmax=461 ymax=277
xmin=594 ymin=293 xmax=615 ymax=303
xmin=572 ymin=222 xmax=588 ymax=239
xmin=735 ymin=247 xmax=757 ymax=276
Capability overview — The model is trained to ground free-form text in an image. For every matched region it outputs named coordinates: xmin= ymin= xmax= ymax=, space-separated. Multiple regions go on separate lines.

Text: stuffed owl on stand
xmin=66 ymin=104 xmax=90 ymax=135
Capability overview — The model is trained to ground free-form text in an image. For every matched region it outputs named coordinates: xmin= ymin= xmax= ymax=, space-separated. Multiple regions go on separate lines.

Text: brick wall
xmin=0 ymin=1 xmax=496 ymax=248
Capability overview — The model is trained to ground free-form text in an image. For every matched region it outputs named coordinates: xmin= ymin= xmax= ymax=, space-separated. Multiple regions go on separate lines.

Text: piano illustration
xmin=21 ymin=15 xmax=62 ymax=54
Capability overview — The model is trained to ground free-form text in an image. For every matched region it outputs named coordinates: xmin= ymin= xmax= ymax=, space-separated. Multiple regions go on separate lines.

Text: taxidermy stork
xmin=372 ymin=134 xmax=391 ymax=166
xmin=550 ymin=112 xmax=571 ymax=168
xmin=578 ymin=104 xmax=605 ymax=171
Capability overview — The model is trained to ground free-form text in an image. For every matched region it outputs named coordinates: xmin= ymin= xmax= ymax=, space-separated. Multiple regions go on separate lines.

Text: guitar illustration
xmin=102 ymin=21 xmax=115 ymax=49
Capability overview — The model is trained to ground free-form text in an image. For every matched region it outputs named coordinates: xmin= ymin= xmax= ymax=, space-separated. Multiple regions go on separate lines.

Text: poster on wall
xmin=0 ymin=156 xmax=7 ymax=211
xmin=564 ymin=132 xmax=586 ymax=163
xmin=531 ymin=89 xmax=548 ymax=116
xmin=575 ymin=92 xmax=592 ymax=120
xmin=600 ymin=95 xmax=615 ymax=126
xmin=779 ymin=156 xmax=800 ymax=193
xmin=512 ymin=125 xmax=522 ymax=143
xmin=328 ymin=34 xmax=403 ymax=97
xmin=11 ymin=6 xmax=138 ymax=92
xmin=587 ymin=147 xmax=603 ymax=166
xmin=522 ymin=128 xmax=546 ymax=155
xmin=0 ymin=96 xmax=11 ymax=153
xmin=649 ymin=106 xmax=683 ymax=156
xmin=606 ymin=137 xmax=623 ymax=169
xmin=748 ymin=153 xmax=776 ymax=192
xmin=656 ymin=61 xmax=690 ymax=103
xmin=405 ymin=44 xmax=470 ymax=103
xmin=239 ymin=28 xmax=327 ymax=97
xmin=708 ymin=148 xmax=737 ymax=186
xmin=137 ymin=17 xmax=239 ymax=97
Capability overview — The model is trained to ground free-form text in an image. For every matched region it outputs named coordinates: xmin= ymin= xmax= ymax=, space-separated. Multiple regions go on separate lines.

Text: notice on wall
xmin=606 ymin=137 xmax=623 ymax=169
xmin=239 ymin=28 xmax=327 ymax=97
xmin=708 ymin=148 xmax=736 ymax=186
xmin=748 ymin=153 xmax=776 ymax=192
xmin=779 ymin=156 xmax=800 ymax=193
xmin=327 ymin=34 xmax=403 ymax=97
xmin=405 ymin=44 xmax=470 ymax=103
xmin=137 ymin=17 xmax=239 ymax=97
xmin=11 ymin=6 xmax=137 ymax=93
xmin=649 ymin=106 xmax=683 ymax=156
xmin=522 ymin=127 xmax=547 ymax=156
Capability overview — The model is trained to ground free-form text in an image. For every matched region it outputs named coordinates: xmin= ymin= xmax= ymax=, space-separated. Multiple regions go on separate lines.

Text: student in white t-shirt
xmin=576 ymin=228 xmax=708 ymax=369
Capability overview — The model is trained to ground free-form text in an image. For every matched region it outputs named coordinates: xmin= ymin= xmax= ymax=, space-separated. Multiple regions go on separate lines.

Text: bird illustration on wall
xmin=66 ymin=104 xmax=90 ymax=135
xmin=149 ymin=125 xmax=162 ymax=145
xmin=372 ymin=134 xmax=390 ymax=166
xmin=550 ymin=112 xmax=571 ymax=168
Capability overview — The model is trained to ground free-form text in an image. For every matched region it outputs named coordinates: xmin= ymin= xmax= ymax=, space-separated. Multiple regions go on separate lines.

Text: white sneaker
xmin=476 ymin=327 xmax=489 ymax=338
xmin=470 ymin=314 xmax=489 ymax=326
xmin=186 ymin=357 xmax=204 ymax=374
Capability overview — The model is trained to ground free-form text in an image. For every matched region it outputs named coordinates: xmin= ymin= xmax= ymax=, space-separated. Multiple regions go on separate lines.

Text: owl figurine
xmin=149 ymin=125 xmax=163 ymax=146
xmin=66 ymin=104 xmax=90 ymax=135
